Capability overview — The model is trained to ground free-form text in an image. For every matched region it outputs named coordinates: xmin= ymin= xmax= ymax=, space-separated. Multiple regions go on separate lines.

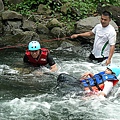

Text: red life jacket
xmin=25 ymin=48 xmax=49 ymax=67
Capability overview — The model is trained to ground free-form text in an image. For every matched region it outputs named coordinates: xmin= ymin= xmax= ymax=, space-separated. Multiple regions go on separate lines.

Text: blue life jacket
xmin=82 ymin=72 xmax=117 ymax=89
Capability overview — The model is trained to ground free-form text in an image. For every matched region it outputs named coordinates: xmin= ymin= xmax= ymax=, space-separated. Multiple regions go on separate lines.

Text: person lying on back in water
xmin=23 ymin=40 xmax=58 ymax=72
xmin=80 ymin=65 xmax=120 ymax=97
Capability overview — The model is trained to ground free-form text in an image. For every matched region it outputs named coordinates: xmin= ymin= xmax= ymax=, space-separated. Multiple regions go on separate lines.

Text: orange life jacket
xmin=82 ymin=72 xmax=119 ymax=92
xmin=84 ymin=82 xmax=118 ymax=92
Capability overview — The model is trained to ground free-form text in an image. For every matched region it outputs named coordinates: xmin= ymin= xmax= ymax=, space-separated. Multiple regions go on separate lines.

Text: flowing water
xmin=0 ymin=45 xmax=120 ymax=120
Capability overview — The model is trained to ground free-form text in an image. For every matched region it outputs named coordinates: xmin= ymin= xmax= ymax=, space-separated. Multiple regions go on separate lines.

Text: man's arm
xmin=80 ymin=72 xmax=94 ymax=80
xmin=71 ymin=31 xmax=94 ymax=39
xmin=106 ymin=45 xmax=115 ymax=65
xmin=50 ymin=64 xmax=58 ymax=72
xmin=47 ymin=53 xmax=58 ymax=72
xmin=23 ymin=55 xmax=29 ymax=63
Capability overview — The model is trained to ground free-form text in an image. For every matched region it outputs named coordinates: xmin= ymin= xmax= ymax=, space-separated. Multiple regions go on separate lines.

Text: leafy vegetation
xmin=4 ymin=0 xmax=120 ymax=18
xmin=4 ymin=0 xmax=120 ymax=31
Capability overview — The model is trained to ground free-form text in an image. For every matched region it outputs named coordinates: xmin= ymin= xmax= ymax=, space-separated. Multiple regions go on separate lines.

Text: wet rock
xmin=37 ymin=23 xmax=49 ymax=34
xmin=21 ymin=31 xmax=40 ymax=43
xmin=0 ymin=20 xmax=3 ymax=34
xmin=22 ymin=19 xmax=37 ymax=31
xmin=47 ymin=18 xmax=62 ymax=29
xmin=0 ymin=31 xmax=40 ymax=45
xmin=3 ymin=20 xmax=22 ymax=35
xmin=60 ymin=41 xmax=74 ymax=49
xmin=0 ymin=0 xmax=4 ymax=12
xmin=37 ymin=4 xmax=51 ymax=15
xmin=2 ymin=10 xmax=22 ymax=20
xmin=50 ymin=27 xmax=65 ymax=38
xmin=3 ymin=21 xmax=22 ymax=34
xmin=12 ymin=29 xmax=23 ymax=35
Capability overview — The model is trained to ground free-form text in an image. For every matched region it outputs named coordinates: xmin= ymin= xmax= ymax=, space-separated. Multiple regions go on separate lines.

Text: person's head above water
xmin=28 ymin=41 xmax=41 ymax=59
xmin=105 ymin=64 xmax=120 ymax=77
xmin=28 ymin=41 xmax=41 ymax=51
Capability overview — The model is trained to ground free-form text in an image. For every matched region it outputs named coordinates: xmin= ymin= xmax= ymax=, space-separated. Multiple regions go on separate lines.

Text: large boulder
xmin=50 ymin=27 xmax=65 ymax=38
xmin=0 ymin=20 xmax=3 ymax=34
xmin=0 ymin=0 xmax=4 ymax=12
xmin=22 ymin=19 xmax=37 ymax=31
xmin=0 ymin=13 xmax=3 ymax=34
xmin=0 ymin=30 xmax=40 ymax=46
xmin=2 ymin=10 xmax=22 ymax=20
xmin=37 ymin=4 xmax=51 ymax=15
xmin=1 ymin=10 xmax=23 ymax=35
xmin=75 ymin=16 xmax=118 ymax=34
xmin=3 ymin=21 xmax=22 ymax=34
xmin=47 ymin=18 xmax=62 ymax=30
xmin=37 ymin=23 xmax=49 ymax=34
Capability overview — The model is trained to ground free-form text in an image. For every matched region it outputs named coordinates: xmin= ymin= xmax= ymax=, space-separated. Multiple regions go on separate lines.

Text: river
xmin=0 ymin=44 xmax=120 ymax=120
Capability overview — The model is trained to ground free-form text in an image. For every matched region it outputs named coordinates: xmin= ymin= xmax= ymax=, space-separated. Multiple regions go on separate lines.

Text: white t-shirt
xmin=92 ymin=24 xmax=116 ymax=58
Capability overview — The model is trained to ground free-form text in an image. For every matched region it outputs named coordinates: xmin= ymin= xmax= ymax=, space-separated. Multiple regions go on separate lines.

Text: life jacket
xmin=81 ymin=72 xmax=119 ymax=91
xmin=25 ymin=48 xmax=49 ymax=67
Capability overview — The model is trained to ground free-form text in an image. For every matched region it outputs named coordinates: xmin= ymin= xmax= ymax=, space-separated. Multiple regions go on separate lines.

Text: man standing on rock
xmin=71 ymin=11 xmax=116 ymax=66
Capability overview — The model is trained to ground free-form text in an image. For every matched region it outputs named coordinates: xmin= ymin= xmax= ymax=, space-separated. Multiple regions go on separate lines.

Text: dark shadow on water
xmin=0 ymin=73 xmax=58 ymax=100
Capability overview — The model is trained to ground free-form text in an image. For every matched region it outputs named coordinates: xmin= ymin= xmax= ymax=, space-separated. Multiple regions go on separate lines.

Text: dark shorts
xmin=89 ymin=53 xmax=108 ymax=63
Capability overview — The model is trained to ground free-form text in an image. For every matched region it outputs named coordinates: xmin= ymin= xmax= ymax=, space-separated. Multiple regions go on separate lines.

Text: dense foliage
xmin=4 ymin=0 xmax=120 ymax=18
xmin=4 ymin=0 xmax=120 ymax=30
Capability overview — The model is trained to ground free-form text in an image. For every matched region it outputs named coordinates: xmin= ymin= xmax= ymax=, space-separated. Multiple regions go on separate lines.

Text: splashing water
xmin=0 ymin=48 xmax=120 ymax=120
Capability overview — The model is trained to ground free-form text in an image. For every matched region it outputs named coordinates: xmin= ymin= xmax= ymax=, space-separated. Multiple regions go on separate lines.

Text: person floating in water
xmin=23 ymin=40 xmax=58 ymax=72
xmin=80 ymin=65 xmax=120 ymax=97
xmin=57 ymin=65 xmax=120 ymax=98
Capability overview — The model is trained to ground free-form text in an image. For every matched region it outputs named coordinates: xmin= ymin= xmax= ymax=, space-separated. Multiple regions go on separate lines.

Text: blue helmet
xmin=107 ymin=65 xmax=120 ymax=77
xmin=28 ymin=41 xmax=41 ymax=51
